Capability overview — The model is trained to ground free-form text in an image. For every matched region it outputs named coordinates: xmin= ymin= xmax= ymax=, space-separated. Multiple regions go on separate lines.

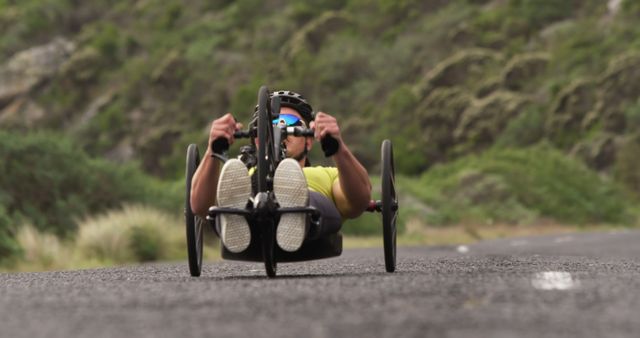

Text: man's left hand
xmin=310 ymin=112 xmax=343 ymax=145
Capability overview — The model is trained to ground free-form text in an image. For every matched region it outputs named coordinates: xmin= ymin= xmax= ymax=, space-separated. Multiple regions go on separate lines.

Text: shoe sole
xmin=274 ymin=159 xmax=308 ymax=252
xmin=217 ymin=159 xmax=251 ymax=253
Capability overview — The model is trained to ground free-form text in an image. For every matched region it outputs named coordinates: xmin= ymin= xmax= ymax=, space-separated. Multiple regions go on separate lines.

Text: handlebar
xmin=211 ymin=127 xmax=339 ymax=157
xmin=211 ymin=129 xmax=253 ymax=154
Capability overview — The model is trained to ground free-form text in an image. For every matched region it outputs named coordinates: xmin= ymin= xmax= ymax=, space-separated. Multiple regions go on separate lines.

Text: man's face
xmin=278 ymin=107 xmax=312 ymax=161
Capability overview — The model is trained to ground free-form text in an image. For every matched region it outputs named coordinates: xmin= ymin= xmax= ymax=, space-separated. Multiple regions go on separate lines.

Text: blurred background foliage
xmin=2 ymin=0 xmax=640 ymax=268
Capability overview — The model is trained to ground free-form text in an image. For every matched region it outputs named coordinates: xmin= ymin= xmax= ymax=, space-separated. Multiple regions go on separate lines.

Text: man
xmin=190 ymin=90 xmax=371 ymax=253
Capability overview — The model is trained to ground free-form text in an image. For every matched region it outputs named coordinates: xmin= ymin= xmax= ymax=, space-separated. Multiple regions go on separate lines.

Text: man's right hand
xmin=208 ymin=113 xmax=243 ymax=152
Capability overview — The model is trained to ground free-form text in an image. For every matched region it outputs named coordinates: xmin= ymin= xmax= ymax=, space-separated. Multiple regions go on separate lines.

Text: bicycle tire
xmin=256 ymin=85 xmax=277 ymax=277
xmin=185 ymin=144 xmax=204 ymax=277
xmin=381 ymin=140 xmax=397 ymax=273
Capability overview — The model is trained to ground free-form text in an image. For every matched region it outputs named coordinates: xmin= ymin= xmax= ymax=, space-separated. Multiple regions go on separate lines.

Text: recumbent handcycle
xmin=184 ymin=85 xmax=398 ymax=277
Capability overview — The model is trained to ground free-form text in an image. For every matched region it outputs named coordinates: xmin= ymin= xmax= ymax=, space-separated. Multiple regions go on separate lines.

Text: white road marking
xmin=456 ymin=245 xmax=469 ymax=253
xmin=554 ymin=236 xmax=573 ymax=243
xmin=531 ymin=271 xmax=580 ymax=290
xmin=510 ymin=240 xmax=527 ymax=247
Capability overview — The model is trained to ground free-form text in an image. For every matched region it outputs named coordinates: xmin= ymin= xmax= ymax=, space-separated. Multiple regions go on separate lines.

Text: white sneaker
xmin=217 ymin=159 xmax=251 ymax=253
xmin=274 ymin=158 xmax=309 ymax=252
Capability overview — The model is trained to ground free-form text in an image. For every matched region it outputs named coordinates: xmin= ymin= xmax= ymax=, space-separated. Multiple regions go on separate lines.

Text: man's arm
xmin=311 ymin=112 xmax=372 ymax=219
xmin=190 ymin=113 xmax=241 ymax=217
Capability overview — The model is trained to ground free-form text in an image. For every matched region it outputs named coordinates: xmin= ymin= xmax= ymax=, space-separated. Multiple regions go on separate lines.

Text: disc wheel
xmin=381 ymin=140 xmax=397 ymax=272
xmin=185 ymin=144 xmax=204 ymax=277
xmin=256 ymin=85 xmax=277 ymax=277
xmin=262 ymin=220 xmax=277 ymax=278
xmin=256 ymin=85 xmax=275 ymax=194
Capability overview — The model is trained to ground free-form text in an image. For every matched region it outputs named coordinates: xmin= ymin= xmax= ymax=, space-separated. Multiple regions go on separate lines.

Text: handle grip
xmin=321 ymin=135 xmax=339 ymax=157
xmin=210 ymin=131 xmax=250 ymax=155
xmin=211 ymin=138 xmax=229 ymax=155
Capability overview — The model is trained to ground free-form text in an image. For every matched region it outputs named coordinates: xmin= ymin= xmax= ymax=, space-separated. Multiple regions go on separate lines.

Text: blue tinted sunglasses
xmin=272 ymin=114 xmax=305 ymax=127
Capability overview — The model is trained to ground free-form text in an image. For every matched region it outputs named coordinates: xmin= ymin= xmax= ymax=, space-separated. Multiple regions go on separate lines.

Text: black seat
xmin=221 ymin=231 xmax=342 ymax=262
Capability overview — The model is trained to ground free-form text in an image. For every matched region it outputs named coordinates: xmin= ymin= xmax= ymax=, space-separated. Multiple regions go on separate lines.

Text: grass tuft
xmin=75 ymin=204 xmax=185 ymax=264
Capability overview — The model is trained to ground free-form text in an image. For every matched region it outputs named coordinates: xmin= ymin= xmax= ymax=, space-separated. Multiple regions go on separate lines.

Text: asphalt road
xmin=1 ymin=230 xmax=640 ymax=338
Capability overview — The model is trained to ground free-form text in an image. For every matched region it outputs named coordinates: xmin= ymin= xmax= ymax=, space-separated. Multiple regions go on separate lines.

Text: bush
xmin=0 ymin=131 xmax=180 ymax=237
xmin=0 ymin=205 xmax=21 ymax=264
xmin=129 ymin=224 xmax=165 ymax=262
xmin=15 ymin=223 xmax=69 ymax=270
xmin=410 ymin=143 xmax=635 ymax=225
xmin=614 ymin=134 xmax=640 ymax=198
xmin=378 ymin=85 xmax=425 ymax=174
xmin=75 ymin=205 xmax=183 ymax=264
xmin=495 ymin=105 xmax=545 ymax=148
xmin=507 ymin=0 xmax=580 ymax=28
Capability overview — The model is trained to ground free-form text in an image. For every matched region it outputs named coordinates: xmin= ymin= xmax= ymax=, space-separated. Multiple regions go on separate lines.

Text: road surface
xmin=1 ymin=230 xmax=639 ymax=337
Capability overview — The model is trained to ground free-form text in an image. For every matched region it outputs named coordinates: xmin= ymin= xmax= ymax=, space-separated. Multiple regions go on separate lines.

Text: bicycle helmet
xmin=252 ymin=90 xmax=314 ymax=126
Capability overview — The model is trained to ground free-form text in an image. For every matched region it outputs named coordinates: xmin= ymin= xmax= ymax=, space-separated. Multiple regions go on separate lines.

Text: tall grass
xmin=4 ymin=204 xmax=222 ymax=272
xmin=15 ymin=223 xmax=71 ymax=271
xmin=75 ymin=204 xmax=185 ymax=264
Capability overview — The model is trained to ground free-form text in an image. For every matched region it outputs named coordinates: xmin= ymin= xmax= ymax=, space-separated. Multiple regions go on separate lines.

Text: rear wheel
xmin=256 ymin=85 xmax=277 ymax=277
xmin=381 ymin=140 xmax=397 ymax=273
xmin=185 ymin=144 xmax=204 ymax=276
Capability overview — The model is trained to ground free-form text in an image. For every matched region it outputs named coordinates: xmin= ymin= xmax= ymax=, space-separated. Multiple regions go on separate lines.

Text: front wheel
xmin=256 ymin=85 xmax=278 ymax=277
xmin=381 ymin=140 xmax=397 ymax=273
xmin=185 ymin=144 xmax=204 ymax=277
xmin=262 ymin=219 xmax=277 ymax=278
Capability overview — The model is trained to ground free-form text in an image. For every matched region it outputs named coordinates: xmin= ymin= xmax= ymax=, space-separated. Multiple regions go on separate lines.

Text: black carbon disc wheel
xmin=256 ymin=85 xmax=272 ymax=194
xmin=262 ymin=220 xmax=277 ymax=278
xmin=257 ymin=85 xmax=277 ymax=277
xmin=381 ymin=140 xmax=397 ymax=273
xmin=185 ymin=144 xmax=204 ymax=277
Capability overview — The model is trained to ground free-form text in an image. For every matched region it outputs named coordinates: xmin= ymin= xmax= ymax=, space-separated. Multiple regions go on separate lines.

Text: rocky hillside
xmin=1 ymin=0 xmax=640 ymax=191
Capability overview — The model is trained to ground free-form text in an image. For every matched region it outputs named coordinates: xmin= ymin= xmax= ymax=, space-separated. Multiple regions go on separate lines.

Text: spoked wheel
xmin=256 ymin=85 xmax=278 ymax=277
xmin=185 ymin=144 xmax=204 ymax=277
xmin=381 ymin=140 xmax=398 ymax=273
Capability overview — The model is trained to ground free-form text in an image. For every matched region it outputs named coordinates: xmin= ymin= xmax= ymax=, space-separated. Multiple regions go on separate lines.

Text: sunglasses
xmin=272 ymin=114 xmax=305 ymax=127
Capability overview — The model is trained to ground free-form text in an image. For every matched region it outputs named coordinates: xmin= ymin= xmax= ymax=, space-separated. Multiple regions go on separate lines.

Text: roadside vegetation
xmin=2 ymin=0 xmax=640 ymax=270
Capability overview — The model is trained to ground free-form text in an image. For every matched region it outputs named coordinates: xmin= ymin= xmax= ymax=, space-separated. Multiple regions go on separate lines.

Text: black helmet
xmin=271 ymin=90 xmax=314 ymax=124
xmin=253 ymin=90 xmax=314 ymax=125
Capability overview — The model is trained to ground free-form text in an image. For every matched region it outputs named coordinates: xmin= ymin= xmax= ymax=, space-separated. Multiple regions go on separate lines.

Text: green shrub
xmin=0 ymin=131 xmax=180 ymax=237
xmin=614 ymin=134 xmax=640 ymax=198
xmin=495 ymin=105 xmax=545 ymax=148
xmin=0 ymin=205 xmax=21 ymax=263
xmin=342 ymin=212 xmax=381 ymax=236
xmin=378 ymin=85 xmax=426 ymax=174
xmin=88 ymin=22 xmax=124 ymax=61
xmin=622 ymin=0 xmax=640 ymax=17
xmin=507 ymin=0 xmax=579 ymax=28
xmin=128 ymin=224 xmax=165 ymax=262
xmin=76 ymin=205 xmax=183 ymax=264
xmin=15 ymin=223 xmax=69 ymax=270
xmin=410 ymin=143 xmax=635 ymax=225
xmin=624 ymin=99 xmax=640 ymax=130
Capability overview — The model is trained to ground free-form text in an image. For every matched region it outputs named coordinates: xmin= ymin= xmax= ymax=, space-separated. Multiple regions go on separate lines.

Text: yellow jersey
xmin=303 ymin=166 xmax=339 ymax=204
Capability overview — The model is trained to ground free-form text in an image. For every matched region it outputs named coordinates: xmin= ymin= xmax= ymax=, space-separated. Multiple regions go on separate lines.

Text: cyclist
xmin=190 ymin=91 xmax=371 ymax=253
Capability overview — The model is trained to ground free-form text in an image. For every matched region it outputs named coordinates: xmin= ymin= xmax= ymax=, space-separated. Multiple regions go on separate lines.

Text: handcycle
xmin=184 ymin=85 xmax=398 ymax=277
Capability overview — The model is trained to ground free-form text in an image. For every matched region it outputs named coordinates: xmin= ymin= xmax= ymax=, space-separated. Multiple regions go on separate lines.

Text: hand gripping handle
xmin=321 ymin=135 xmax=339 ymax=157
xmin=210 ymin=130 xmax=251 ymax=156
